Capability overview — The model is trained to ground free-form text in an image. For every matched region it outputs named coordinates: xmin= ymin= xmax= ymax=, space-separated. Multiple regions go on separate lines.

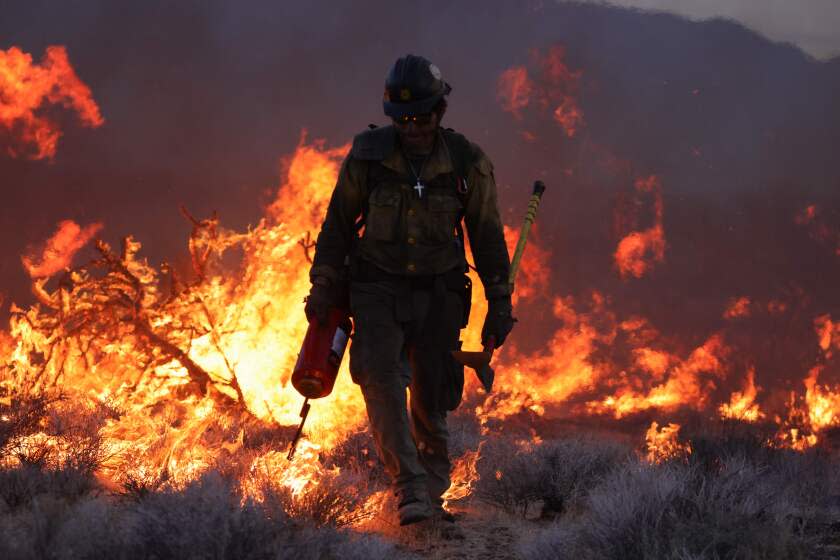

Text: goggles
xmin=394 ymin=113 xmax=435 ymax=126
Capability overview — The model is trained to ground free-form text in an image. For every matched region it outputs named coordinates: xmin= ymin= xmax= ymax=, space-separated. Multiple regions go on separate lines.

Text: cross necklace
xmin=405 ymin=153 xmax=430 ymax=198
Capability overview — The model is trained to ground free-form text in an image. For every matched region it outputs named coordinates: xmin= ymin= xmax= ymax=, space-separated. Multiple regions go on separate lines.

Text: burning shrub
xmin=476 ymin=435 xmax=629 ymax=517
xmin=0 ymin=393 xmax=56 ymax=457
xmin=252 ymin=461 xmax=377 ymax=528
xmin=0 ymin=393 xmax=109 ymax=511
xmin=320 ymin=429 xmax=388 ymax=487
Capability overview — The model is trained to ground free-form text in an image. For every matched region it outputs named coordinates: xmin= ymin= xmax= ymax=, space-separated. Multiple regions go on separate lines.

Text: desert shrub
xmin=682 ymin=419 xmax=778 ymax=473
xmin=50 ymin=497 xmax=132 ymax=560
xmin=0 ymin=463 xmax=99 ymax=511
xmin=0 ymin=470 xmax=398 ymax=560
xmin=127 ymin=472 xmax=246 ymax=558
xmin=0 ymin=494 xmax=77 ymax=560
xmin=685 ymin=421 xmax=840 ymax=525
xmin=520 ymin=457 xmax=819 ymax=560
xmin=764 ymin=448 xmax=838 ymax=519
xmin=476 ymin=436 xmax=629 ymax=517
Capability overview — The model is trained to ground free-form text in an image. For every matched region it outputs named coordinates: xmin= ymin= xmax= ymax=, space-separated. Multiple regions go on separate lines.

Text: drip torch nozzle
xmin=287 ymin=398 xmax=311 ymax=461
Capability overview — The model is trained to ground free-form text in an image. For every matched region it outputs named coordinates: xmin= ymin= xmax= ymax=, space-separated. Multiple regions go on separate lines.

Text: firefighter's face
xmin=394 ymin=111 xmax=439 ymax=154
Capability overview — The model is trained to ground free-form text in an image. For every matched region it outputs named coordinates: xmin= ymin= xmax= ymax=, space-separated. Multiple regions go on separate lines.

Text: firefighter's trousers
xmin=348 ymin=277 xmax=464 ymax=506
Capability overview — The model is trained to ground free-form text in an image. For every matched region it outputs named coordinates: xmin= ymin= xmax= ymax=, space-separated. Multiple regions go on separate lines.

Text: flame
xmin=505 ymin=223 xmax=551 ymax=302
xmin=21 ymin=220 xmax=104 ymax=278
xmin=719 ymin=367 xmax=764 ymax=422
xmin=273 ymin=440 xmax=329 ymax=498
xmin=804 ymin=366 xmax=840 ymax=432
xmin=724 ymin=297 xmax=751 ymax=319
xmin=588 ymin=336 xmax=726 ymax=418
xmin=645 ymin=421 xmax=691 ymax=463
xmin=2 ymin=133 xmax=367 ymax=504
xmin=814 ymin=314 xmax=836 ymax=355
xmin=614 ymin=175 xmax=665 ymax=279
xmin=497 ymin=67 xmax=533 ymax=119
xmin=497 ymin=45 xmax=584 ymax=138
xmin=553 ymin=96 xmax=584 ymax=138
xmin=442 ymin=447 xmax=481 ymax=505
xmin=0 ymin=46 xmax=103 ymax=160
xmin=795 ymin=204 xmax=840 ymax=255
xmin=501 ymin=293 xmax=610 ymax=408
xmin=634 ymin=348 xmax=671 ymax=379
xmin=536 ymin=46 xmax=584 ymax=138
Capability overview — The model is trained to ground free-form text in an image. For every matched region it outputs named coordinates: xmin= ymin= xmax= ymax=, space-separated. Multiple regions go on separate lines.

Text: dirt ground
xmin=364 ymin=502 xmax=535 ymax=560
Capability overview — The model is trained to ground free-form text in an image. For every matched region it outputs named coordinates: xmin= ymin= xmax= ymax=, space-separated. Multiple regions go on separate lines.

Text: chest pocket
xmin=363 ymin=185 xmax=402 ymax=242
xmin=423 ymin=192 xmax=462 ymax=244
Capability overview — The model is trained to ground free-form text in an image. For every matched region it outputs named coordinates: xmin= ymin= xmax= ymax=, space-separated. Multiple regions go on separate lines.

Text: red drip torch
xmin=287 ymin=307 xmax=352 ymax=460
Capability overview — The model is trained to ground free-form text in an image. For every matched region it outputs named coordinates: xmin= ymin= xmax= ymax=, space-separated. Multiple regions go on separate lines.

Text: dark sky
xmin=2 ymin=0 xmax=838 ymax=371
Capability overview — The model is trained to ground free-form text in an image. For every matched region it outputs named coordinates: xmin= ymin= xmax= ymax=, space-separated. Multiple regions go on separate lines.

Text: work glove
xmin=304 ymin=277 xmax=334 ymax=326
xmin=481 ymin=296 xmax=516 ymax=348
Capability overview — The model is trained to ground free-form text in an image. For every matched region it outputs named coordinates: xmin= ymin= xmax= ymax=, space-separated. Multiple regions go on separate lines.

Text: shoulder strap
xmin=441 ymin=128 xmax=482 ymax=267
xmin=441 ymin=128 xmax=480 ymax=207
xmin=351 ymin=125 xmax=396 ymax=161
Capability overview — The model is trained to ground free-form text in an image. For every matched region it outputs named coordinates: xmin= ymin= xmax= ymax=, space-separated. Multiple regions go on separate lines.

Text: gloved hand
xmin=304 ymin=277 xmax=334 ymax=325
xmin=481 ymin=296 xmax=516 ymax=347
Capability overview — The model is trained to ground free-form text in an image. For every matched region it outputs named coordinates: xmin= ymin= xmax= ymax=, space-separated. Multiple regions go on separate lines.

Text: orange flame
xmin=21 ymin=220 xmax=104 ymax=278
xmin=719 ymin=367 xmax=764 ymax=422
xmin=645 ymin=421 xmax=691 ymax=463
xmin=814 ymin=314 xmax=836 ymax=355
xmin=589 ymin=336 xmax=726 ymax=418
xmin=442 ymin=447 xmax=481 ymax=505
xmin=804 ymin=366 xmax=840 ymax=432
xmin=724 ymin=297 xmax=751 ymax=319
xmin=497 ymin=45 xmax=584 ymax=138
xmin=614 ymin=175 xmax=665 ymax=279
xmin=536 ymin=46 xmax=584 ymax=137
xmin=553 ymin=96 xmax=584 ymax=138
xmin=496 ymin=67 xmax=533 ymax=119
xmin=0 ymin=46 xmax=103 ymax=160
xmin=795 ymin=204 xmax=840 ymax=255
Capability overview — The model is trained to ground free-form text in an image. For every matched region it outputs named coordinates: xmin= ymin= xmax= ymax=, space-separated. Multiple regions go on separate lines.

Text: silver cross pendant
xmin=414 ymin=179 xmax=425 ymax=198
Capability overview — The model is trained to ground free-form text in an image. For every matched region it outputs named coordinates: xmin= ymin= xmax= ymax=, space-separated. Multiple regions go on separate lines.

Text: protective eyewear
xmin=394 ymin=113 xmax=434 ymax=126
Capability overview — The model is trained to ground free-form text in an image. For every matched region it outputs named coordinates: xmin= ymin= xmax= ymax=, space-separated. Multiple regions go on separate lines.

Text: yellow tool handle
xmin=509 ymin=181 xmax=547 ymax=291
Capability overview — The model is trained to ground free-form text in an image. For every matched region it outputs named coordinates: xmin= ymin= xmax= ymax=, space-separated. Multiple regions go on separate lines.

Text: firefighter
xmin=305 ymin=54 xmax=514 ymax=528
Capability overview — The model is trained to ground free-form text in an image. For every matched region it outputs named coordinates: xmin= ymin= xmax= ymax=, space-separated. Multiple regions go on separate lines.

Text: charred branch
xmin=180 ymin=206 xmax=219 ymax=283
xmin=298 ymin=231 xmax=315 ymax=264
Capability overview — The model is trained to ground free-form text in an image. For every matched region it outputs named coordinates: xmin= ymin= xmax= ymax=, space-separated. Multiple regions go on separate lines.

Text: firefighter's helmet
xmin=383 ymin=54 xmax=451 ymax=119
